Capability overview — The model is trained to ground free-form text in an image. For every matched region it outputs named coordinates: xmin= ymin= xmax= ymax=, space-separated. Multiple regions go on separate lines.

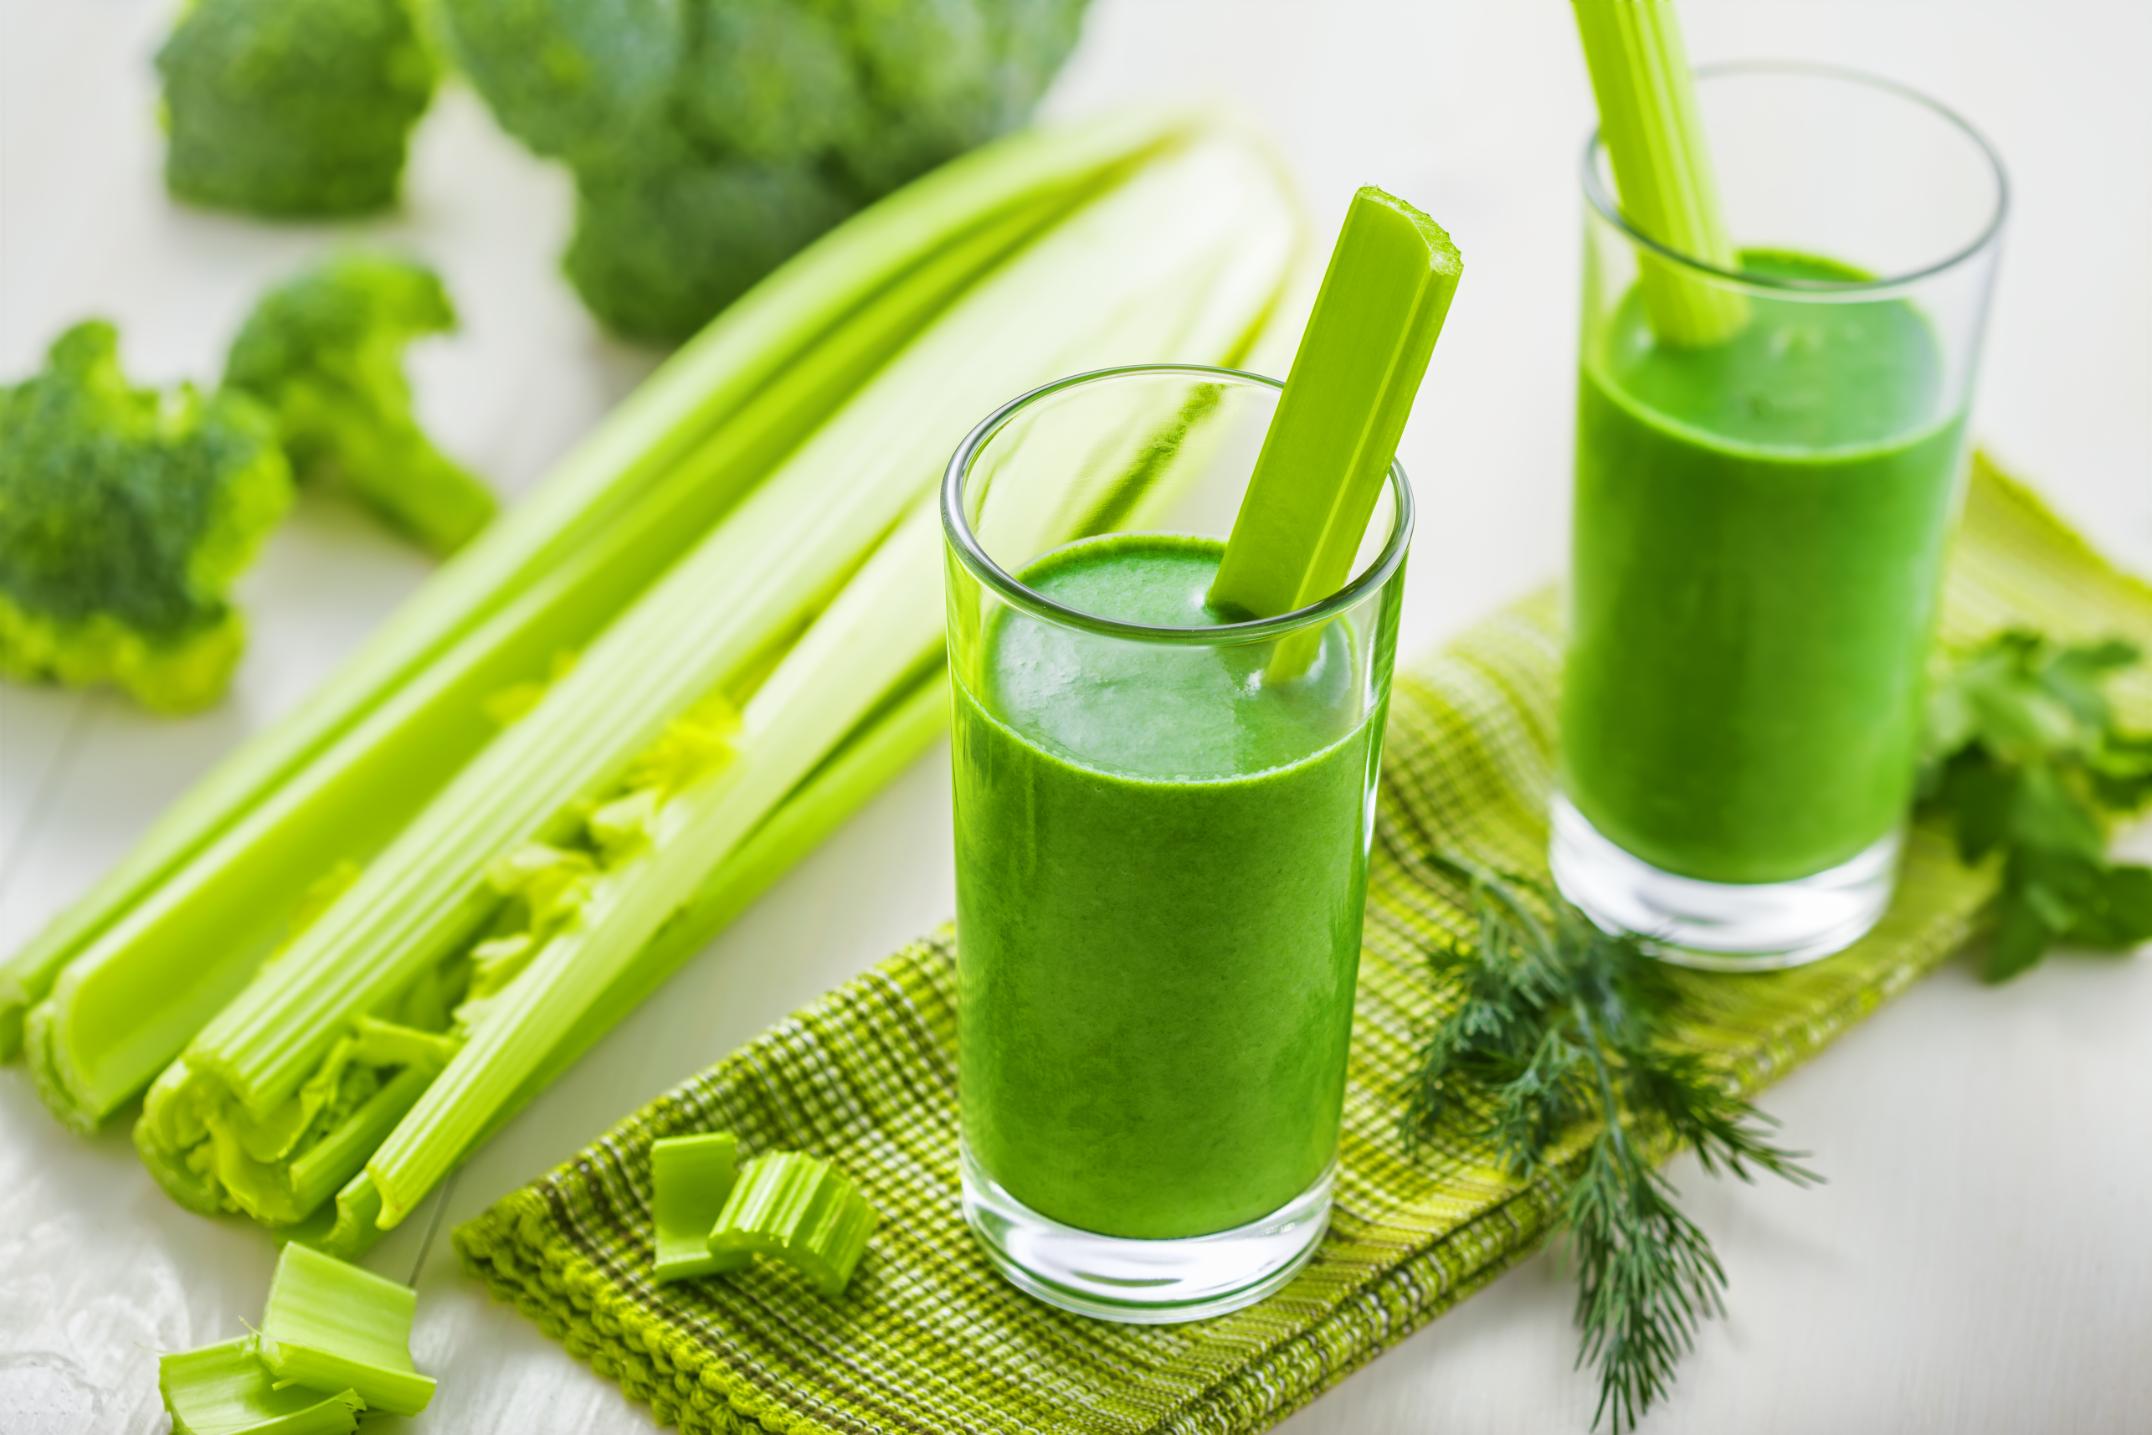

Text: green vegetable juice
xmin=954 ymin=534 xmax=1379 ymax=1240
xmin=1562 ymin=251 xmax=1966 ymax=884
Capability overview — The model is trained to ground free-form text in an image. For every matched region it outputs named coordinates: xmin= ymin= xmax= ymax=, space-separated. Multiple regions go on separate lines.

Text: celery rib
xmin=0 ymin=111 xmax=1191 ymax=1063
xmin=361 ymin=143 xmax=1301 ymax=1226
xmin=101 ymin=120 xmax=1296 ymax=1244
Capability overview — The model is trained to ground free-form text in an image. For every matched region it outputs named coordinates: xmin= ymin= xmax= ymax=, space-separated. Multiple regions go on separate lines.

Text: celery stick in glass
xmin=1568 ymin=0 xmax=1747 ymax=345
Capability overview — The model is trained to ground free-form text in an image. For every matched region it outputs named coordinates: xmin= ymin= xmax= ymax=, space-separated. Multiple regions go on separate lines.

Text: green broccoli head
xmin=0 ymin=322 xmax=293 ymax=712
xmin=224 ymin=255 xmax=496 ymax=555
xmin=565 ymin=144 xmax=856 ymax=345
xmin=440 ymin=0 xmax=1092 ymax=341
xmin=157 ymin=0 xmax=439 ymax=217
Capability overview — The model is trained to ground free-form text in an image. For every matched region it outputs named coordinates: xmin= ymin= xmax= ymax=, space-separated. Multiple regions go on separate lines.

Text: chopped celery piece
xmin=651 ymin=1132 xmax=750 ymax=1283
xmin=159 ymin=1339 xmax=362 ymax=1435
xmin=708 ymin=1152 xmax=878 ymax=1297
xmin=0 ymin=109 xmax=1186 ymax=1072
xmin=1570 ymin=0 xmax=1748 ymax=345
xmin=1210 ymin=187 xmax=1458 ymax=673
xmin=255 ymin=1243 xmax=435 ymax=1417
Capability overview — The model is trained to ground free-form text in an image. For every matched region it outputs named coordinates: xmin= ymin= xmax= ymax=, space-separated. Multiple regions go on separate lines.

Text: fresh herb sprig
xmin=1402 ymin=852 xmax=1817 ymax=1434
xmin=1922 ymin=632 xmax=2152 ymax=981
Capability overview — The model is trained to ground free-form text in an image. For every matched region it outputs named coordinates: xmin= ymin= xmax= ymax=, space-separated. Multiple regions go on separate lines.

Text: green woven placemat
xmin=457 ymin=457 xmax=2152 ymax=1435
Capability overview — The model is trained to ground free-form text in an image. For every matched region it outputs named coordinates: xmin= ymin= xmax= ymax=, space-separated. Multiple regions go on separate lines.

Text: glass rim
xmin=1580 ymin=60 xmax=2010 ymax=295
xmin=941 ymin=363 xmax=1416 ymax=645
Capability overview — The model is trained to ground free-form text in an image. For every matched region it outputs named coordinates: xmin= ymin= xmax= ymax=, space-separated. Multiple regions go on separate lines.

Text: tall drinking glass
xmin=943 ymin=366 xmax=1410 ymax=1322
xmin=1553 ymin=64 xmax=2007 ymax=967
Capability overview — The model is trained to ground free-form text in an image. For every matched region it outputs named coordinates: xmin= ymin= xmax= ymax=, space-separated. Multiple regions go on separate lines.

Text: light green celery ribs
xmin=131 ymin=127 xmax=1296 ymax=1247
xmin=224 ymin=254 xmax=496 ymax=555
xmin=0 ymin=321 xmax=291 ymax=713
xmin=1 ymin=114 xmax=1174 ymax=1096
xmin=158 ymin=0 xmax=439 ymax=218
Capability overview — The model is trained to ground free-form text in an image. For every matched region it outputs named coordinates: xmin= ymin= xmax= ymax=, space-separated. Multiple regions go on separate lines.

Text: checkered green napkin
xmin=456 ymin=458 xmax=2152 ymax=1435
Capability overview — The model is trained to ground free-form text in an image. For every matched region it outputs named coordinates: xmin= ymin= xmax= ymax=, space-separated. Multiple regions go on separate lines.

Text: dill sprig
xmin=1401 ymin=851 xmax=1818 ymax=1433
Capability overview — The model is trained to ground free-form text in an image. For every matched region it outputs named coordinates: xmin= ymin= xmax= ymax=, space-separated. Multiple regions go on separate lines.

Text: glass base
xmin=959 ymin=1143 xmax=1330 ymax=1324
xmin=1549 ymin=795 xmax=1898 ymax=970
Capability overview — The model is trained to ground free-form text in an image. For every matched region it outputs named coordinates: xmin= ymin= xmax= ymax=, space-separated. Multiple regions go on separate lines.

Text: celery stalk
xmin=17 ymin=194 xmax=1057 ymax=1132
xmin=159 ymin=1339 xmax=363 ymax=1435
xmin=135 ymin=132 xmax=1296 ymax=1231
xmin=1210 ymin=186 xmax=1460 ymax=631
xmin=1570 ymin=0 xmax=1748 ymax=345
xmin=0 ymin=111 xmax=1188 ymax=1060
xmin=652 ymin=1132 xmax=749 ymax=1283
xmin=360 ymin=149 xmax=1300 ymax=1227
xmin=254 ymin=1244 xmax=435 ymax=1417
xmin=202 ymin=143 xmax=1257 ymax=1116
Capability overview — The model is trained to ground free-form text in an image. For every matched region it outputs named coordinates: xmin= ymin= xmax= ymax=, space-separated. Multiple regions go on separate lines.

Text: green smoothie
xmin=954 ymin=534 xmax=1381 ymax=1240
xmin=1562 ymin=250 xmax=1967 ymax=884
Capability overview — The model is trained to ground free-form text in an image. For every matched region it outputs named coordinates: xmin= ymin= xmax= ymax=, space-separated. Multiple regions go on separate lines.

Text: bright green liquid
xmin=954 ymin=535 xmax=1379 ymax=1239
xmin=1563 ymin=251 xmax=1966 ymax=883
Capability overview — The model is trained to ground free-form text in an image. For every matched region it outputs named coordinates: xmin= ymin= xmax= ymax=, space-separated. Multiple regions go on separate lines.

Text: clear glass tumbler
xmin=942 ymin=365 xmax=1411 ymax=1322
xmin=1552 ymin=63 xmax=2007 ymax=968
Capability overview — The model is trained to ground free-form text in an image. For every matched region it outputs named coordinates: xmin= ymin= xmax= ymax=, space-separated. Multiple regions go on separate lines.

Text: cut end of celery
xmin=159 ymin=1337 xmax=364 ymax=1435
xmin=652 ymin=1131 xmax=753 ymax=1283
xmin=707 ymin=1152 xmax=878 ymax=1297
xmin=1209 ymin=185 xmax=1459 ymax=643
xmin=256 ymin=1243 xmax=436 ymax=1418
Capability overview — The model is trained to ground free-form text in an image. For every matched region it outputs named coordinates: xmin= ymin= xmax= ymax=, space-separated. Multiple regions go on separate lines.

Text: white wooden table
xmin=3 ymin=3 xmax=2148 ymax=1432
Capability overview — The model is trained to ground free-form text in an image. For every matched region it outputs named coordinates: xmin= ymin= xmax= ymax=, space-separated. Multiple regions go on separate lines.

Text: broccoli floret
xmin=565 ymin=145 xmax=856 ymax=345
xmin=157 ymin=0 xmax=439 ymax=217
xmin=440 ymin=0 xmax=1093 ymax=341
xmin=224 ymin=255 xmax=496 ymax=556
xmin=0 ymin=323 xmax=293 ymax=712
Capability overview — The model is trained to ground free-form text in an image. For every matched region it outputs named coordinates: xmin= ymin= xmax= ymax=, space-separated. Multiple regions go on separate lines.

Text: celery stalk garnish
xmin=708 ymin=1152 xmax=879 ymax=1297
xmin=1210 ymin=187 xmax=1459 ymax=673
xmin=254 ymin=1244 xmax=435 ymax=1417
xmin=158 ymin=1338 xmax=363 ymax=1435
xmin=652 ymin=1132 xmax=750 ymax=1283
xmin=1570 ymin=0 xmax=1748 ymax=345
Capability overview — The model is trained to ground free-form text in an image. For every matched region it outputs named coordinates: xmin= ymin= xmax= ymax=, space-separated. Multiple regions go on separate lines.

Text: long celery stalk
xmin=365 ymin=196 xmax=1296 ymax=1226
xmin=137 ymin=132 xmax=1300 ymax=1229
xmin=0 ymin=110 xmax=1187 ymax=1059
xmin=19 ymin=196 xmax=1058 ymax=1130
xmin=1570 ymin=0 xmax=1747 ymax=345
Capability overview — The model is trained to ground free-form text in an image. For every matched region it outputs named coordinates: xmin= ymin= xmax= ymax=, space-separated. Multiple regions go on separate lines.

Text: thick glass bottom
xmin=1549 ymin=795 xmax=1898 ymax=970
xmin=960 ymin=1143 xmax=1331 ymax=1324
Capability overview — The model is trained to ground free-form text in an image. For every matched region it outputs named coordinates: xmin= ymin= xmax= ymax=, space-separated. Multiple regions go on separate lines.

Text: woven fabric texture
xmin=457 ymin=457 xmax=2152 ymax=1435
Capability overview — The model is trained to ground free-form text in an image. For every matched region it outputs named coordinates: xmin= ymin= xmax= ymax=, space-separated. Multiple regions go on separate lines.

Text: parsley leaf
xmin=1922 ymin=632 xmax=2152 ymax=980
